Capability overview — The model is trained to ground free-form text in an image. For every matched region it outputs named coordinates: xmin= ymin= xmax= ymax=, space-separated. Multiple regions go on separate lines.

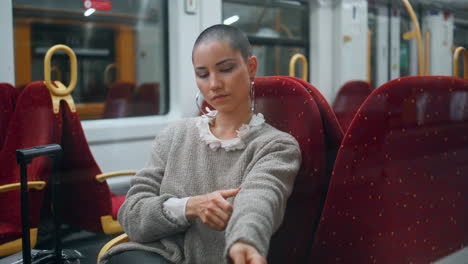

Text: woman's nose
xmin=209 ymin=75 xmax=222 ymax=91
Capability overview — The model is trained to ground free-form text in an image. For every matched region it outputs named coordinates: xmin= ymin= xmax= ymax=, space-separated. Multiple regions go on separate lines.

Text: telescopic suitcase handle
xmin=17 ymin=144 xmax=62 ymax=264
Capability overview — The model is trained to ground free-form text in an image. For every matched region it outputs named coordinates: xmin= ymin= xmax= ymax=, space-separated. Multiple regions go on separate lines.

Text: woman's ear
xmin=247 ymin=56 xmax=258 ymax=80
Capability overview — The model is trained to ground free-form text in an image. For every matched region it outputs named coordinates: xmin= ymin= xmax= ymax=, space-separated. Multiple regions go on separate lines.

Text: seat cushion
xmin=111 ymin=194 xmax=125 ymax=219
xmin=0 ymin=222 xmax=20 ymax=245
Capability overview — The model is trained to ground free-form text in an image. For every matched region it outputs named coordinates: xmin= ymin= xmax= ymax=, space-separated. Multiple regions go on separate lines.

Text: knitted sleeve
xmin=224 ymin=136 xmax=302 ymax=258
xmin=117 ymin=124 xmax=190 ymax=243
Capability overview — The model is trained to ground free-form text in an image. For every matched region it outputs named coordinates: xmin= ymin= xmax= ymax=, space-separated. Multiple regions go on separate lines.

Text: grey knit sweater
xmin=100 ymin=117 xmax=301 ymax=264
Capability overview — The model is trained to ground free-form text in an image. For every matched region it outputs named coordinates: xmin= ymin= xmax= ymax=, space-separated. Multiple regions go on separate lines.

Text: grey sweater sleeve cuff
xmin=162 ymin=197 xmax=190 ymax=225
xmin=118 ymin=193 xmax=190 ymax=243
xmin=224 ymin=225 xmax=270 ymax=260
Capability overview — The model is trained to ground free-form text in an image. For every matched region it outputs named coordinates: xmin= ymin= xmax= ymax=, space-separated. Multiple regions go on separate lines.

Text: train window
xmin=222 ymin=0 xmax=309 ymax=76
xmin=13 ymin=0 xmax=168 ymax=120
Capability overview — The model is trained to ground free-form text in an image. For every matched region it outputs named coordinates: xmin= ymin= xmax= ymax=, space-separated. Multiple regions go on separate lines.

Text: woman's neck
xmin=210 ymin=107 xmax=253 ymax=140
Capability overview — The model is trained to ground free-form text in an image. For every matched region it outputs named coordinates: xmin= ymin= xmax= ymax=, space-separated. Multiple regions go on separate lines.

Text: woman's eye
xmin=220 ymin=66 xmax=234 ymax=72
xmin=197 ymin=73 xmax=208 ymax=78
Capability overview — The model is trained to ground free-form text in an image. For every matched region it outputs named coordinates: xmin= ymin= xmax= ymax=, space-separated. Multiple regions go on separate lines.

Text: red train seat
xmin=253 ymin=76 xmax=328 ymax=263
xmin=132 ymin=82 xmax=160 ymax=116
xmin=332 ymin=80 xmax=373 ymax=132
xmin=102 ymin=82 xmax=136 ymax=118
xmin=288 ymin=77 xmax=344 ymax=179
xmin=0 ymin=81 xmax=62 ymax=256
xmin=0 ymin=83 xmax=19 ymax=150
xmin=310 ymin=76 xmax=468 ymax=263
xmin=59 ymin=99 xmax=130 ymax=234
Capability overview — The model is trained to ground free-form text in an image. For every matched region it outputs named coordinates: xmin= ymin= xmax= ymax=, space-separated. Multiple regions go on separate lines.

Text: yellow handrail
xmin=453 ymin=46 xmax=468 ymax=79
xmin=289 ymin=53 xmax=308 ymax=82
xmin=96 ymin=170 xmax=137 ymax=183
xmin=0 ymin=181 xmax=46 ymax=193
xmin=424 ymin=31 xmax=430 ymax=75
xmin=401 ymin=0 xmax=424 ymax=76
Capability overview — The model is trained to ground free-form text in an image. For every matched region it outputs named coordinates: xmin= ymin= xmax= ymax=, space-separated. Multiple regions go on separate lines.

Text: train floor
xmin=36 ymin=225 xmax=118 ymax=264
xmin=0 ymin=225 xmax=118 ymax=264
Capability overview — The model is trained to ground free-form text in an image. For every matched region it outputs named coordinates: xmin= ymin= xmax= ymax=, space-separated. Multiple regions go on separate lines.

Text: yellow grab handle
xmin=97 ymin=233 xmax=130 ymax=263
xmin=0 ymin=181 xmax=46 ymax=193
xmin=402 ymin=0 xmax=424 ymax=76
xmin=289 ymin=53 xmax=308 ymax=82
xmin=454 ymin=46 xmax=468 ymax=79
xmin=104 ymin=63 xmax=117 ymax=86
xmin=96 ymin=170 xmax=137 ymax=183
xmin=44 ymin=44 xmax=77 ymax=96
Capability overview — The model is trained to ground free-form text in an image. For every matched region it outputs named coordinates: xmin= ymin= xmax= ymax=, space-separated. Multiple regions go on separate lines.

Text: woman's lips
xmin=212 ymin=94 xmax=229 ymax=101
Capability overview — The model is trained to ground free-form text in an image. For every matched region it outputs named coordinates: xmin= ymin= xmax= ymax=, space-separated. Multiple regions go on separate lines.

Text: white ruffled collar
xmin=196 ymin=109 xmax=265 ymax=152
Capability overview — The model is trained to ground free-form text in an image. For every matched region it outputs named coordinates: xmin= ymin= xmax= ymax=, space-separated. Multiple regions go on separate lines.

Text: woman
xmin=102 ymin=24 xmax=301 ymax=264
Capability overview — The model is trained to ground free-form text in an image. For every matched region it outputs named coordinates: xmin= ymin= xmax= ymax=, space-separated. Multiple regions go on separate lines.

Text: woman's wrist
xmin=185 ymin=196 xmax=199 ymax=218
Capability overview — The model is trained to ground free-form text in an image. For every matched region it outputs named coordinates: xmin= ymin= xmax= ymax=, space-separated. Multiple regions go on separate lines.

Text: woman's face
xmin=193 ymin=40 xmax=257 ymax=114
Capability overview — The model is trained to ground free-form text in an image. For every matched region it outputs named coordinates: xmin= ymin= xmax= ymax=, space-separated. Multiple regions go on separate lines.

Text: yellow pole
xmin=424 ymin=31 xmax=430 ymax=75
xmin=401 ymin=0 xmax=424 ymax=76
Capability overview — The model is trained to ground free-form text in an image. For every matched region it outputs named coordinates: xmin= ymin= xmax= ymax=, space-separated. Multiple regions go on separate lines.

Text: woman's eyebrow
xmin=195 ymin=58 xmax=235 ymax=70
xmin=215 ymin=58 xmax=235 ymax=66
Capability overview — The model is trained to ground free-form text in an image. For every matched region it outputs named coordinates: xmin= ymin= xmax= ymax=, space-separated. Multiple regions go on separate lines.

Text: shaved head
xmin=192 ymin=24 xmax=252 ymax=61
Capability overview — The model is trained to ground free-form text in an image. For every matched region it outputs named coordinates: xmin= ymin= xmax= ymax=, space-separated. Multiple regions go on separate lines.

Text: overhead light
xmin=224 ymin=15 xmax=239 ymax=25
xmin=84 ymin=8 xmax=96 ymax=17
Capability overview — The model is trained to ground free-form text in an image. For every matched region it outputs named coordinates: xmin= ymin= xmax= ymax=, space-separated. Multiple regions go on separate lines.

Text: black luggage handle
xmin=17 ymin=144 xmax=62 ymax=264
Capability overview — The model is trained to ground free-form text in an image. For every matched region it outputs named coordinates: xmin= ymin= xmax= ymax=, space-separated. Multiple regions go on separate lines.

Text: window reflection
xmin=223 ymin=0 xmax=309 ymax=77
xmin=13 ymin=0 xmax=168 ymax=120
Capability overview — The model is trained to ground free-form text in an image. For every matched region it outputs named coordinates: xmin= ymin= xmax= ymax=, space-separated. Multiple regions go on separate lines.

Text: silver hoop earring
xmin=195 ymin=91 xmax=208 ymax=115
xmin=250 ymin=81 xmax=255 ymax=113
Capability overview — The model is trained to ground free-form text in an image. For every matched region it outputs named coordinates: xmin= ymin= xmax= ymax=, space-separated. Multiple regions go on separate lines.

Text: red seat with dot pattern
xmin=0 ymin=81 xmax=62 ymax=255
xmin=0 ymin=83 xmax=19 ymax=151
xmin=58 ymin=101 xmax=125 ymax=234
xmin=253 ymin=76 xmax=328 ymax=263
xmin=332 ymin=80 xmax=373 ymax=132
xmin=309 ymin=76 xmax=468 ymax=263
xmin=287 ymin=77 xmax=344 ymax=184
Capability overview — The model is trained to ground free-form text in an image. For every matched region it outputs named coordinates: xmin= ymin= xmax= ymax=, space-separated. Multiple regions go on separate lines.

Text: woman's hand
xmin=229 ymin=242 xmax=266 ymax=264
xmin=186 ymin=188 xmax=240 ymax=231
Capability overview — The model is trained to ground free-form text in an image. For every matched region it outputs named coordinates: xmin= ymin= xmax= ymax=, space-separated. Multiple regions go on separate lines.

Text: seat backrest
xmin=310 ymin=76 xmax=468 ymax=263
xmin=253 ymin=76 xmax=328 ymax=263
xmin=332 ymin=80 xmax=373 ymax=132
xmin=102 ymin=82 xmax=136 ymax=118
xmin=0 ymin=81 xmax=62 ymax=232
xmin=133 ymin=82 xmax=160 ymax=116
xmin=0 ymin=83 xmax=19 ymax=150
xmin=58 ymin=101 xmax=114 ymax=233
xmin=288 ymin=77 xmax=344 ymax=182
